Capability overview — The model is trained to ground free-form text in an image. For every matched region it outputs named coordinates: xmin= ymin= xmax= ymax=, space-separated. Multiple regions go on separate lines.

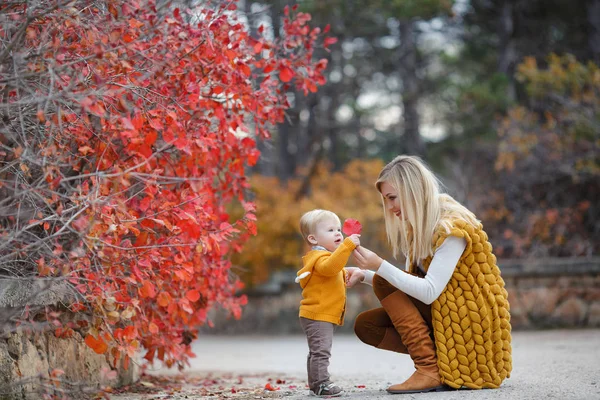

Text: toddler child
xmin=295 ymin=209 xmax=361 ymax=397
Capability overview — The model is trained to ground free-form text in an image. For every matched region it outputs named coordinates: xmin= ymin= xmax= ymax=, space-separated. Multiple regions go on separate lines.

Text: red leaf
xmin=239 ymin=63 xmax=251 ymax=78
xmin=324 ymin=37 xmax=338 ymax=47
xmin=186 ymin=289 xmax=200 ymax=302
xmin=342 ymin=218 xmax=362 ymax=236
xmin=132 ymin=112 xmax=144 ymax=129
xmin=144 ymin=130 xmax=157 ymax=147
xmin=279 ymin=66 xmax=294 ymax=83
xmin=263 ymin=63 xmax=275 ymax=74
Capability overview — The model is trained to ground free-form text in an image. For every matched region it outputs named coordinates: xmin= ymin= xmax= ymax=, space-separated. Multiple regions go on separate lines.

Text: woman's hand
xmin=353 ymin=246 xmax=384 ymax=271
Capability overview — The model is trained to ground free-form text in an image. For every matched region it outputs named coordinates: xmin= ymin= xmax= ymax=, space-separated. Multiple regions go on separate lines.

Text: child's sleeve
xmin=314 ymin=238 xmax=356 ymax=276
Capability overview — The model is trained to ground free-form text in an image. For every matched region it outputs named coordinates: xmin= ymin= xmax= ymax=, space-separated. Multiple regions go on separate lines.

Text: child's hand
xmin=348 ymin=234 xmax=361 ymax=247
xmin=346 ymin=268 xmax=365 ymax=288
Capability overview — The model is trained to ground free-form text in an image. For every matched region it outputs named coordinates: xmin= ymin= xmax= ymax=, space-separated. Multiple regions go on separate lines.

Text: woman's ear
xmin=307 ymin=234 xmax=317 ymax=245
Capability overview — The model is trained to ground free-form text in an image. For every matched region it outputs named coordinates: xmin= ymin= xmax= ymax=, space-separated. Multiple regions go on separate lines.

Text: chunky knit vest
xmin=418 ymin=219 xmax=512 ymax=389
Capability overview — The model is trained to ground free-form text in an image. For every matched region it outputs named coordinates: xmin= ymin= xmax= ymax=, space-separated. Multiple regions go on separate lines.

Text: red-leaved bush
xmin=0 ymin=0 xmax=331 ymax=369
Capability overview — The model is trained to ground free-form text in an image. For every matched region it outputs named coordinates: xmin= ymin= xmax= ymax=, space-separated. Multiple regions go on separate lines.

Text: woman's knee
xmin=373 ymin=274 xmax=397 ymax=300
xmin=354 ymin=312 xmax=383 ymax=347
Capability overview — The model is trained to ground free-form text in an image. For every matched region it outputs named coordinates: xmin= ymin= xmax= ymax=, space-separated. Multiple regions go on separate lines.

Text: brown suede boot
xmin=380 ymin=290 xmax=446 ymax=394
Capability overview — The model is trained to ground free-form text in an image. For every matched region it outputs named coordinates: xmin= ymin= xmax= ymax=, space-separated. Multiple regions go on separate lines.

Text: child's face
xmin=309 ymin=217 xmax=343 ymax=252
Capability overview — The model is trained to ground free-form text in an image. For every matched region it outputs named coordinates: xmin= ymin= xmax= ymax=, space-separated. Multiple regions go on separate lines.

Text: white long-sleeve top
xmin=347 ymin=236 xmax=467 ymax=305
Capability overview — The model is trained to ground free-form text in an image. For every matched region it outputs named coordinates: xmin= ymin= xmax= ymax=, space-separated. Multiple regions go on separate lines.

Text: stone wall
xmin=501 ymin=257 xmax=600 ymax=328
xmin=0 ymin=330 xmax=139 ymax=400
xmin=203 ymin=257 xmax=600 ymax=334
xmin=0 ymin=279 xmax=139 ymax=399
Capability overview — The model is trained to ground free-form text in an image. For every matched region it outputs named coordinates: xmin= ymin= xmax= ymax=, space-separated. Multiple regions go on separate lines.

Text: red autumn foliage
xmin=0 ymin=0 xmax=330 ymax=369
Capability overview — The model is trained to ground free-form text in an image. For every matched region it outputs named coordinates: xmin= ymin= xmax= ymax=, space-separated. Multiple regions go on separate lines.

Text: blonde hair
xmin=376 ymin=155 xmax=479 ymax=262
xmin=299 ymin=209 xmax=341 ymax=244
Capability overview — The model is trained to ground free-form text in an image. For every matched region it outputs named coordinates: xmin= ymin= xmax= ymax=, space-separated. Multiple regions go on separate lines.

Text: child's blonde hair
xmin=376 ymin=155 xmax=479 ymax=262
xmin=299 ymin=209 xmax=341 ymax=244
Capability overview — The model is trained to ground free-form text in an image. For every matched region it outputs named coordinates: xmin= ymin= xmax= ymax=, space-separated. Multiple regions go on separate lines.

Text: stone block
xmin=0 ymin=341 xmax=20 ymax=400
xmin=551 ymin=297 xmax=588 ymax=327
xmin=588 ymin=301 xmax=600 ymax=327
xmin=519 ymin=287 xmax=561 ymax=319
xmin=584 ymin=288 xmax=600 ymax=302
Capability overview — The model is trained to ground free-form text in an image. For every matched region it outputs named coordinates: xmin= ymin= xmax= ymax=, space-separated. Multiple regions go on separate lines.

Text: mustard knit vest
xmin=418 ymin=219 xmax=512 ymax=389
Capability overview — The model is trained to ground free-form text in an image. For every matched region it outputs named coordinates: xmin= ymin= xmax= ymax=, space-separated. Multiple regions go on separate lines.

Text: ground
xmin=110 ymin=329 xmax=600 ymax=400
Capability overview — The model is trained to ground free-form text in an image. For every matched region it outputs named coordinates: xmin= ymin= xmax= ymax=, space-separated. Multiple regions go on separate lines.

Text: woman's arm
xmin=354 ymin=236 xmax=467 ymax=304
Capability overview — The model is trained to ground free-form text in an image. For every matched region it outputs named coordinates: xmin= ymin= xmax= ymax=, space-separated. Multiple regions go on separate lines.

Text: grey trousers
xmin=300 ymin=317 xmax=335 ymax=391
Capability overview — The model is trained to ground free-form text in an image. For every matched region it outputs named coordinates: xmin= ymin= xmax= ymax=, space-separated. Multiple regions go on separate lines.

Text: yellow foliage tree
xmin=491 ymin=54 xmax=599 ymax=257
xmin=233 ymin=159 xmax=394 ymax=286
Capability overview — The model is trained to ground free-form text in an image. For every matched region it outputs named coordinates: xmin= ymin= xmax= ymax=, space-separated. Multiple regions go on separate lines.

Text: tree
xmin=0 ymin=0 xmax=330 ymax=369
xmin=493 ymin=54 xmax=599 ymax=257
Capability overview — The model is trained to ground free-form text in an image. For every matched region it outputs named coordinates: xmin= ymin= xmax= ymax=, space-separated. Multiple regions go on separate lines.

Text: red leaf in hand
xmin=342 ymin=218 xmax=362 ymax=236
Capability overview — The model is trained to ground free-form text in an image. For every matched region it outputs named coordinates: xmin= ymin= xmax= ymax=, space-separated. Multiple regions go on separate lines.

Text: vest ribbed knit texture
xmin=421 ymin=219 xmax=512 ymax=389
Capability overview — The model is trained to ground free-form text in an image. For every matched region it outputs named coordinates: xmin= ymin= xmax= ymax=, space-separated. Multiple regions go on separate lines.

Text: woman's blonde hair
xmin=376 ymin=155 xmax=479 ymax=262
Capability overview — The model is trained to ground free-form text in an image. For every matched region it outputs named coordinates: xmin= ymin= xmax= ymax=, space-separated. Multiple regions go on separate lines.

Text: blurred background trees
xmin=236 ymin=0 xmax=599 ymax=286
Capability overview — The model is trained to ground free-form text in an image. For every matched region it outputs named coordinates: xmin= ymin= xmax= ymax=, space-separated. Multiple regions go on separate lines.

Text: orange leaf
xmin=85 ymin=334 xmax=108 ymax=354
xmin=157 ymin=292 xmax=172 ymax=307
xmin=186 ymin=289 xmax=200 ymax=302
xmin=149 ymin=322 xmax=159 ymax=334
xmin=139 ymin=280 xmax=156 ymax=298
xmin=264 ymin=383 xmax=279 ymax=391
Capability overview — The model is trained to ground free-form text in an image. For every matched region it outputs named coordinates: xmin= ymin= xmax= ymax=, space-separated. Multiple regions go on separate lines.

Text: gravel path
xmin=111 ymin=329 xmax=600 ymax=400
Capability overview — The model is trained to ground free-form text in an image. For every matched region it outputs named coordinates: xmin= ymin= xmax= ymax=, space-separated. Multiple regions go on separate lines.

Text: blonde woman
xmin=347 ymin=155 xmax=512 ymax=394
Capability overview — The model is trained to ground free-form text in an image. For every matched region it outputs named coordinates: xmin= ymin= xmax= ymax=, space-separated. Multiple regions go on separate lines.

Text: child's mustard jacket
xmin=296 ymin=238 xmax=357 ymax=325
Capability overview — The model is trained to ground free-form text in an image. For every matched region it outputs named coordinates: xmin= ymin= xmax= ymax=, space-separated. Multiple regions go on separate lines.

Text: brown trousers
xmin=300 ymin=317 xmax=335 ymax=391
xmin=354 ymin=274 xmax=433 ymax=352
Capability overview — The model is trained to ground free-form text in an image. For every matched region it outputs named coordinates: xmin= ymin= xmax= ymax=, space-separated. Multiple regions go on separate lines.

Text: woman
xmin=347 ymin=155 xmax=512 ymax=394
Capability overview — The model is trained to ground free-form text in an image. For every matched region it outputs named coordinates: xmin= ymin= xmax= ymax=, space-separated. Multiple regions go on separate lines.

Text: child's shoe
xmin=310 ymin=382 xmax=343 ymax=397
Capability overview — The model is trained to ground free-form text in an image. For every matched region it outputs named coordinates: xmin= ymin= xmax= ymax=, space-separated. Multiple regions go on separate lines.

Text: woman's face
xmin=380 ymin=181 xmax=404 ymax=220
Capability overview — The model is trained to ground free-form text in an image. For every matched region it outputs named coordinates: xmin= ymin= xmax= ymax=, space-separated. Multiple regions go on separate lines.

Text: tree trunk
xmin=245 ymin=0 xmax=275 ymax=176
xmin=588 ymin=0 xmax=600 ymax=64
xmin=497 ymin=0 xmax=517 ymax=100
xmin=398 ymin=20 xmax=425 ymax=157
xmin=271 ymin=0 xmax=297 ymax=184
